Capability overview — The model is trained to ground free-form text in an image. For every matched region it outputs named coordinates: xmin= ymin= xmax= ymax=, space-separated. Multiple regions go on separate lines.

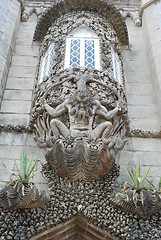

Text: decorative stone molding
xmin=0 ymin=124 xmax=31 ymax=133
xmin=21 ymin=3 xmax=47 ymax=22
xmin=1 ymin=123 xmax=161 ymax=139
xmin=121 ymin=9 xmax=142 ymax=27
xmin=128 ymin=128 xmax=161 ymax=138
xmin=139 ymin=0 xmax=158 ymax=17
xmin=17 ymin=0 xmax=25 ymax=11
xmin=33 ymin=0 xmax=129 ymax=45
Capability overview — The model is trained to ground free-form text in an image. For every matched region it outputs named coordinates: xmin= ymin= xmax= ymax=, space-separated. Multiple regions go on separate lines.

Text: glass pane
xmin=85 ymin=40 xmax=95 ymax=68
xmin=70 ymin=39 xmax=80 ymax=68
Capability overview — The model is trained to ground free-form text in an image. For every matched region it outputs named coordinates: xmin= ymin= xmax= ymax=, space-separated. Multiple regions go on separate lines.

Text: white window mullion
xmin=112 ymin=47 xmax=121 ymax=84
xmin=39 ymin=43 xmax=54 ymax=83
xmin=64 ymin=27 xmax=100 ymax=70
xmin=80 ymin=38 xmax=84 ymax=67
xmin=94 ymin=39 xmax=100 ymax=70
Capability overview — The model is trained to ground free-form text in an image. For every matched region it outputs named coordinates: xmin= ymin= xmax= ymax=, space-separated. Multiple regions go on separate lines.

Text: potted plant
xmin=110 ymin=164 xmax=161 ymax=219
xmin=0 ymin=153 xmax=49 ymax=210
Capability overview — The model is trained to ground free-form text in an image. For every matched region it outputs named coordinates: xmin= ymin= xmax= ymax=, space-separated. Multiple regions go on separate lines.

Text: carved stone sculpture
xmin=0 ymin=183 xmax=49 ymax=210
xmin=110 ymin=189 xmax=161 ymax=219
xmin=32 ymin=69 xmax=127 ymax=181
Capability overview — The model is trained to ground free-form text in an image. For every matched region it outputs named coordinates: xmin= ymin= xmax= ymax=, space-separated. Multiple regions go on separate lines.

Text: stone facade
xmin=0 ymin=0 xmax=161 ymax=239
xmin=0 ymin=0 xmax=21 ymax=105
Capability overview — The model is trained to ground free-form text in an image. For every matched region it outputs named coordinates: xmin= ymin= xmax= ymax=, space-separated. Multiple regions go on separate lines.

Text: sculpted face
xmin=75 ymin=90 xmax=91 ymax=106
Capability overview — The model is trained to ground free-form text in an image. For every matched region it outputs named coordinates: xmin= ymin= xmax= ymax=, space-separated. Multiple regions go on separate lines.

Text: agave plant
xmin=123 ymin=164 xmax=151 ymax=205
xmin=1 ymin=153 xmax=49 ymax=209
xmin=3 ymin=153 xmax=38 ymax=186
xmin=124 ymin=164 xmax=150 ymax=191
xmin=111 ymin=164 xmax=161 ymax=218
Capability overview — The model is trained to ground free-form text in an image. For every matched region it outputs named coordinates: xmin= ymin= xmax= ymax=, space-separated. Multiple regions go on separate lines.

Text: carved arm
xmin=45 ymin=100 xmax=68 ymax=118
xmin=96 ymin=101 xmax=120 ymax=120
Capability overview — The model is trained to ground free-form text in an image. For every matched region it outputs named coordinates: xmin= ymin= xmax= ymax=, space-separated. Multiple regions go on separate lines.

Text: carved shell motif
xmin=110 ymin=189 xmax=161 ymax=219
xmin=0 ymin=183 xmax=49 ymax=210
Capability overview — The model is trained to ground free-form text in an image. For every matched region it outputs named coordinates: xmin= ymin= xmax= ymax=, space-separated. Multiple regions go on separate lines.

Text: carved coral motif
xmin=32 ymin=69 xmax=127 ymax=181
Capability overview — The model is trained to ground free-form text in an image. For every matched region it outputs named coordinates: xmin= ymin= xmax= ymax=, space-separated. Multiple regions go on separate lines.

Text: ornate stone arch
xmin=36 ymin=11 xmax=124 ymax=84
xmin=33 ymin=0 xmax=129 ymax=45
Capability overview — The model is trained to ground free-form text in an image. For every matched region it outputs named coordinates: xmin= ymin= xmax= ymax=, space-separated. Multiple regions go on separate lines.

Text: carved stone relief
xmin=32 ymin=68 xmax=127 ymax=181
xmin=33 ymin=0 xmax=129 ymax=45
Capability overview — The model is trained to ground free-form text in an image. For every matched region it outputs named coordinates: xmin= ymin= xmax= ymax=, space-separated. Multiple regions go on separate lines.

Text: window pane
xmin=39 ymin=44 xmax=54 ymax=83
xmin=70 ymin=39 xmax=80 ymax=67
xmin=112 ymin=48 xmax=121 ymax=83
xmin=85 ymin=40 xmax=95 ymax=68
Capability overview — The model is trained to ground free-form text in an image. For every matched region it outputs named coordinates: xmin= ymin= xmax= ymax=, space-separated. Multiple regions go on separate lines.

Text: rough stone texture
xmin=36 ymin=10 xmax=123 ymax=84
xmin=0 ymin=165 xmax=161 ymax=240
xmin=33 ymin=68 xmax=127 ymax=181
xmin=0 ymin=0 xmax=21 ymax=105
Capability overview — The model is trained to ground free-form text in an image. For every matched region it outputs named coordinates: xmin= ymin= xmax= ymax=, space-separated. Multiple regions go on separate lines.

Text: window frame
xmin=39 ymin=42 xmax=54 ymax=83
xmin=111 ymin=46 xmax=121 ymax=84
xmin=65 ymin=37 xmax=100 ymax=70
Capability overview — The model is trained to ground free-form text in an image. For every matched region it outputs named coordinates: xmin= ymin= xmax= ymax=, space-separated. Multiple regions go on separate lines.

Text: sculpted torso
xmin=45 ymin=90 xmax=119 ymax=139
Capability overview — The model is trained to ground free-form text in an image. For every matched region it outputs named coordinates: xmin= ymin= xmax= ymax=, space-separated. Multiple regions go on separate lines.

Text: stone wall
xmin=0 ymin=0 xmax=161 ymax=190
xmin=119 ymin=4 xmax=161 ymax=186
xmin=142 ymin=0 xmax=161 ymax=124
xmin=0 ymin=13 xmax=40 ymax=126
xmin=0 ymin=0 xmax=21 ymax=105
xmin=0 ymin=12 xmax=48 ymax=190
xmin=0 ymin=131 xmax=48 ymax=191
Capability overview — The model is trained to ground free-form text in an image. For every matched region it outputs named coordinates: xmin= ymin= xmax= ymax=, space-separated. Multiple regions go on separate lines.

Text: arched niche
xmin=33 ymin=0 xmax=128 ymax=45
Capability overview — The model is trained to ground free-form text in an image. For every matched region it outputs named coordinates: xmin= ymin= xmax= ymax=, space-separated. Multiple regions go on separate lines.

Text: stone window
xmin=111 ymin=46 xmax=121 ymax=83
xmin=39 ymin=43 xmax=54 ymax=83
xmin=65 ymin=25 xmax=100 ymax=70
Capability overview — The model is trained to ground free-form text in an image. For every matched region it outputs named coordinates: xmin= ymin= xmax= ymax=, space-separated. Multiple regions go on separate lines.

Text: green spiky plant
xmin=124 ymin=164 xmax=150 ymax=191
xmin=3 ymin=153 xmax=38 ymax=186
xmin=123 ymin=164 xmax=150 ymax=205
